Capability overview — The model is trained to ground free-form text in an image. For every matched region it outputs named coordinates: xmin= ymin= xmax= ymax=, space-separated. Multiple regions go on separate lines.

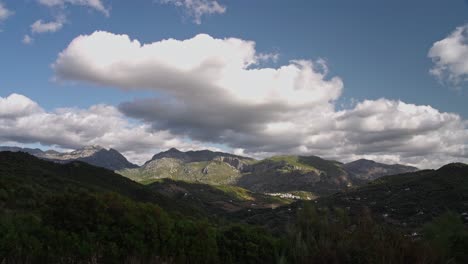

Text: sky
xmin=0 ymin=0 xmax=468 ymax=168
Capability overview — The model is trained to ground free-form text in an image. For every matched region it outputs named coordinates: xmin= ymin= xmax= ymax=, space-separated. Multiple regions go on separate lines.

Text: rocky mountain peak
xmin=149 ymin=148 xmax=190 ymax=163
xmin=167 ymin=147 xmax=182 ymax=153
xmin=61 ymin=145 xmax=107 ymax=159
xmin=82 ymin=145 xmax=105 ymax=150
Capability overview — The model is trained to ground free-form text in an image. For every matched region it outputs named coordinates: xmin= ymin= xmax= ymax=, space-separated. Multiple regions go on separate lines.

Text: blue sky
xmin=0 ymin=0 xmax=468 ymax=167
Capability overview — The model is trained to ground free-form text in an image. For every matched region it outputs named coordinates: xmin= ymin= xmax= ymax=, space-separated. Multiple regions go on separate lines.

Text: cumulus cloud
xmin=0 ymin=2 xmax=13 ymax=24
xmin=37 ymin=0 xmax=109 ymax=16
xmin=158 ymin=0 xmax=226 ymax=24
xmin=0 ymin=94 xmax=42 ymax=119
xmin=0 ymin=93 xmax=212 ymax=164
xmin=429 ymin=24 xmax=468 ymax=88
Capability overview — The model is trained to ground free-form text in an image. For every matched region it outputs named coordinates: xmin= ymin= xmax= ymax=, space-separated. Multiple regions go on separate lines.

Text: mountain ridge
xmin=344 ymin=158 xmax=418 ymax=181
xmin=0 ymin=145 xmax=137 ymax=171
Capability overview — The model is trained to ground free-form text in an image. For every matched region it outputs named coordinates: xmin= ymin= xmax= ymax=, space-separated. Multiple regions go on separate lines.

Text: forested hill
xmin=0 ymin=151 xmax=279 ymax=263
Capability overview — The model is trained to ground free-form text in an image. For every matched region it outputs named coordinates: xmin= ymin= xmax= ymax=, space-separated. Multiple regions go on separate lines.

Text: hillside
xmin=0 ymin=151 xmax=281 ymax=263
xmin=147 ymin=179 xmax=291 ymax=216
xmin=237 ymin=155 xmax=353 ymax=196
xmin=322 ymin=163 xmax=468 ymax=228
xmin=0 ymin=151 xmax=165 ymax=206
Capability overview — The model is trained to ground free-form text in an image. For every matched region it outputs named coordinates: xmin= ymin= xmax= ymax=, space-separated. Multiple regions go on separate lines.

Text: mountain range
xmin=0 ymin=145 xmax=418 ymax=197
xmin=118 ymin=149 xmax=418 ymax=196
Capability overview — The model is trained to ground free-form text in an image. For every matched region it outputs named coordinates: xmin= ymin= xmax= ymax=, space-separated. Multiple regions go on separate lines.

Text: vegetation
xmin=1 ymin=152 xmax=467 ymax=263
xmin=0 ymin=191 xmax=280 ymax=263
xmin=261 ymin=155 xmax=319 ymax=172
xmin=283 ymin=204 xmax=468 ymax=264
xmin=0 ymin=152 xmax=278 ymax=263
xmin=324 ymin=163 xmax=468 ymax=228
xmin=237 ymin=155 xmax=353 ymax=195
xmin=147 ymin=178 xmax=291 ymax=216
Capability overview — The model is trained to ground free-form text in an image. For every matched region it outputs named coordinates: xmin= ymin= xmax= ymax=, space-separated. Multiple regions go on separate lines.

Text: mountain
xmin=40 ymin=145 xmax=138 ymax=171
xmin=322 ymin=162 xmax=468 ymax=228
xmin=0 ymin=146 xmax=44 ymax=155
xmin=344 ymin=159 xmax=418 ymax=181
xmin=120 ymin=149 xmax=420 ymax=197
xmin=0 ymin=145 xmax=138 ymax=171
xmin=119 ymin=148 xmax=254 ymax=185
xmin=237 ymin=155 xmax=354 ymax=196
xmin=147 ymin=147 xmax=254 ymax=169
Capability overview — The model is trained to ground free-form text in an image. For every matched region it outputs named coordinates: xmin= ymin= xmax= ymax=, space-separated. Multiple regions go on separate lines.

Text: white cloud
xmin=22 ymin=35 xmax=34 ymax=44
xmin=429 ymin=24 xmax=468 ymax=88
xmin=50 ymin=31 xmax=468 ymax=168
xmin=30 ymin=0 xmax=108 ymax=36
xmin=31 ymin=17 xmax=65 ymax=33
xmin=37 ymin=0 xmax=109 ymax=16
xmin=0 ymin=94 xmax=42 ymax=119
xmin=0 ymin=2 xmax=13 ymax=23
xmin=159 ymin=0 xmax=226 ymax=24
xmin=0 ymin=94 xmax=211 ymax=164
xmin=334 ymin=99 xmax=468 ymax=168
xmin=53 ymin=31 xmax=342 ymax=107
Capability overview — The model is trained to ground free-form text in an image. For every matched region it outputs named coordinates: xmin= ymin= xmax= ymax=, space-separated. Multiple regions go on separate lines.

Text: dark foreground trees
xmin=1 ymin=191 xmax=467 ymax=263
xmin=0 ymin=192 xmax=279 ymax=264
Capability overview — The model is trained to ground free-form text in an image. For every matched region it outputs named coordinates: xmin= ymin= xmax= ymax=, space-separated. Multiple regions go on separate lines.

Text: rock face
xmin=119 ymin=149 xmax=254 ymax=185
xmin=344 ymin=159 xmax=418 ymax=181
xmin=213 ymin=156 xmax=247 ymax=171
xmin=0 ymin=145 xmax=137 ymax=171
